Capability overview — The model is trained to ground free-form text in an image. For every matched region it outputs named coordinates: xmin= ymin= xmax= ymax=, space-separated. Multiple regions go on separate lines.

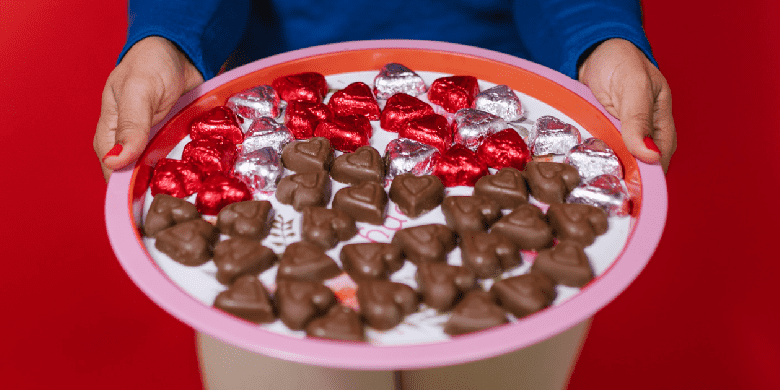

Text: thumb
xmin=102 ymin=78 xmax=155 ymax=171
xmin=616 ymin=77 xmax=661 ymax=166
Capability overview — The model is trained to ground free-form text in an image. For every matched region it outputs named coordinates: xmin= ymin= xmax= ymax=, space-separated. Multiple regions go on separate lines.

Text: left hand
xmin=578 ymin=38 xmax=676 ymax=173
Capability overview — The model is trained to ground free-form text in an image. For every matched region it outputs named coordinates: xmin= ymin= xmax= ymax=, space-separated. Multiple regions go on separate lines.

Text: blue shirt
xmin=119 ymin=0 xmax=656 ymax=81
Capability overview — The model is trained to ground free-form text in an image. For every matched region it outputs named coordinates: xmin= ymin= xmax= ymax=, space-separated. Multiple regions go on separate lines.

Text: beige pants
xmin=198 ymin=319 xmax=590 ymax=390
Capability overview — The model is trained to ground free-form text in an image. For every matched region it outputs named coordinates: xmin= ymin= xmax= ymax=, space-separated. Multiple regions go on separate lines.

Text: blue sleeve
xmin=118 ymin=0 xmax=252 ymax=80
xmin=512 ymin=0 xmax=657 ymax=80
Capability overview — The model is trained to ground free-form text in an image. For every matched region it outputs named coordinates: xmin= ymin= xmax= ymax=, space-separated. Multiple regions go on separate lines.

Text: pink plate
xmin=105 ymin=40 xmax=667 ymax=370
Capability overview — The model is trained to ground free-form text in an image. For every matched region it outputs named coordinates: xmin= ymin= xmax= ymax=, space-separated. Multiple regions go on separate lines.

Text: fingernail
xmin=643 ymin=136 xmax=660 ymax=154
xmin=102 ymin=144 xmax=123 ymax=162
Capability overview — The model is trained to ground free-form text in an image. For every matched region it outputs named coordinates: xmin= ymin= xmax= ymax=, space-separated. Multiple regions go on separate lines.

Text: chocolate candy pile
xmin=144 ymin=64 xmax=632 ymax=343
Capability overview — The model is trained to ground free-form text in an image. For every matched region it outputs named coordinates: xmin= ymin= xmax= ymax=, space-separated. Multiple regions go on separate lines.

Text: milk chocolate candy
xmin=144 ymin=193 xmax=201 ymax=237
xmin=473 ymin=168 xmax=528 ymax=209
xmin=416 ymin=263 xmax=476 ymax=311
xmin=306 ymin=304 xmax=366 ymax=342
xmin=490 ymin=204 xmax=554 ymax=251
xmin=440 ymin=195 xmax=502 ymax=233
xmin=459 ymin=231 xmax=521 ymax=279
xmin=300 ymin=206 xmax=357 ymax=249
xmin=490 ymin=272 xmax=557 ymax=318
xmin=391 ymin=224 xmax=457 ymax=264
xmin=546 ymin=203 xmax=609 ymax=246
xmin=216 ymin=200 xmax=273 ymax=239
xmin=213 ymin=238 xmax=277 ymax=285
xmin=281 ymin=137 xmax=333 ymax=173
xmin=340 ymin=243 xmax=404 ymax=280
xmin=530 ymin=241 xmax=594 ymax=287
xmin=275 ymin=278 xmax=336 ymax=330
xmin=389 ymin=174 xmax=445 ymax=218
xmin=330 ymin=145 xmax=384 ymax=185
xmin=524 ymin=161 xmax=580 ymax=204
xmin=444 ymin=290 xmax=508 ymax=336
xmin=275 ymin=170 xmax=331 ymax=211
xmin=332 ymin=181 xmax=388 ymax=225
xmin=213 ymin=275 xmax=275 ymax=324
xmin=154 ymin=219 xmax=218 ymax=266
xmin=277 ymin=241 xmax=341 ymax=282
xmin=356 ymin=279 xmax=418 ymax=330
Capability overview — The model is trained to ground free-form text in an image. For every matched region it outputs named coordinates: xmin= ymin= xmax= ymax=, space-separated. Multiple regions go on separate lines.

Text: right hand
xmin=94 ymin=36 xmax=204 ymax=182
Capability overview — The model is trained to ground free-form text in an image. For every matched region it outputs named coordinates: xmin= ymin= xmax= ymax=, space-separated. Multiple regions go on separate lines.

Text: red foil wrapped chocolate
xmin=182 ymin=139 xmax=238 ymax=174
xmin=327 ymin=82 xmax=380 ymax=120
xmin=196 ymin=172 xmax=253 ymax=215
xmin=150 ymin=158 xmax=203 ymax=198
xmin=272 ymin=72 xmax=328 ymax=103
xmin=476 ymin=128 xmax=532 ymax=170
xmin=314 ymin=115 xmax=372 ymax=152
xmin=398 ymin=114 xmax=452 ymax=152
xmin=433 ymin=144 xmax=489 ymax=187
xmin=189 ymin=106 xmax=244 ymax=145
xmin=380 ymin=93 xmax=435 ymax=133
xmin=284 ymin=100 xmax=331 ymax=139
xmin=427 ymin=76 xmax=480 ymax=114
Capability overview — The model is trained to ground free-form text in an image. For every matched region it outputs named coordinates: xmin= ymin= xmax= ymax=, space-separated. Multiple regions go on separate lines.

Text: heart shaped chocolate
xmin=490 ymin=272 xmax=557 ymax=318
xmin=476 ymin=128 xmax=532 ymax=171
xmin=490 ymin=204 xmax=554 ymax=251
xmin=473 ymin=167 xmax=528 ymax=209
xmin=530 ymin=115 xmax=582 ymax=155
xmin=330 ymin=145 xmax=384 ymax=185
xmin=213 ymin=274 xmax=275 ymax=324
xmin=391 ymin=224 xmax=456 ymax=264
xmin=182 ymin=138 xmax=238 ymax=174
xmin=275 ymin=278 xmax=336 ymax=330
xmin=314 ymin=115 xmax=372 ymax=153
xmin=276 ymin=241 xmax=342 ymax=282
xmin=272 ymin=72 xmax=328 ymax=103
xmin=144 ymin=193 xmax=201 ymax=237
xmin=154 ymin=218 xmax=218 ymax=266
xmin=451 ymin=108 xmax=508 ymax=150
xmin=373 ymin=63 xmax=427 ymax=99
xmin=389 ymin=173 xmax=444 ymax=218
xmin=441 ymin=195 xmax=502 ymax=233
xmin=432 ymin=144 xmax=489 ymax=187
xmin=473 ymin=84 xmax=524 ymax=122
xmin=399 ymin=113 xmax=452 ymax=152
xmin=524 ymin=161 xmax=580 ymax=204
xmin=275 ymin=170 xmax=331 ymax=211
xmin=566 ymin=174 xmax=631 ymax=217
xmin=300 ymin=206 xmax=357 ymax=249
xmin=444 ymin=290 xmax=508 ymax=336
xmin=340 ymin=243 xmax=404 ymax=280
xmin=305 ymin=304 xmax=366 ymax=342
xmin=459 ymin=231 xmax=521 ymax=279
xmin=380 ymin=93 xmax=435 ymax=132
xmin=189 ymin=105 xmax=244 ymax=145
xmin=281 ymin=137 xmax=333 ymax=173
xmin=530 ymin=241 xmax=594 ymax=287
xmin=564 ymin=138 xmax=623 ymax=181
xmin=150 ymin=158 xmax=203 ymax=198
xmin=284 ymin=101 xmax=332 ymax=139
xmin=384 ymin=138 xmax=442 ymax=180
xmin=356 ymin=279 xmax=418 ymax=330
xmin=213 ymin=237 xmax=277 ymax=285
xmin=226 ymin=85 xmax=281 ymax=131
xmin=215 ymin=200 xmax=273 ymax=239
xmin=546 ymin=203 xmax=609 ymax=246
xmin=416 ymin=263 xmax=476 ymax=311
xmin=332 ymin=181 xmax=388 ymax=225
xmin=427 ymin=75 xmax=480 ymax=113
xmin=327 ymin=82 xmax=381 ymax=120
xmin=195 ymin=172 xmax=253 ymax=215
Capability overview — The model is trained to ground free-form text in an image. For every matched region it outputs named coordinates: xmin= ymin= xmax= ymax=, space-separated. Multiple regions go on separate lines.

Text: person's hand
xmin=94 ymin=36 xmax=204 ymax=182
xmin=578 ymin=38 xmax=676 ymax=173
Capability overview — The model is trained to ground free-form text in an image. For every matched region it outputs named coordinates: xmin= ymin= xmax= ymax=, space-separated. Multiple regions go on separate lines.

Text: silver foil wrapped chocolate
xmin=226 ymin=85 xmax=281 ymax=132
xmin=565 ymin=138 xmax=623 ymax=181
xmin=529 ymin=115 xmax=582 ymax=155
xmin=241 ymin=117 xmax=294 ymax=154
xmin=373 ymin=63 xmax=427 ymax=100
xmin=452 ymin=108 xmax=510 ymax=151
xmin=566 ymin=174 xmax=630 ymax=216
xmin=473 ymin=85 xmax=524 ymax=122
xmin=384 ymin=138 xmax=442 ymax=182
xmin=234 ymin=147 xmax=284 ymax=193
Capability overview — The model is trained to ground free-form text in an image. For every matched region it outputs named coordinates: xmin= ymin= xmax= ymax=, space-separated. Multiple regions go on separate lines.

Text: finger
xmin=102 ymin=76 xmax=156 ymax=171
xmin=95 ymin=85 xmax=120 ymax=182
xmin=651 ymin=82 xmax=676 ymax=173
xmin=615 ymin=75 xmax=662 ymax=167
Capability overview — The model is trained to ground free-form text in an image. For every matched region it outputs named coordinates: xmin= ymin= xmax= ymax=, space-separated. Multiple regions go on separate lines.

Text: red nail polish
xmin=643 ymin=136 xmax=660 ymax=154
xmin=102 ymin=144 xmax=123 ymax=162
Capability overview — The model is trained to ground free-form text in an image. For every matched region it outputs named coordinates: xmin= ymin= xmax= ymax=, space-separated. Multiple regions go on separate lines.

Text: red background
xmin=2 ymin=1 xmax=778 ymax=389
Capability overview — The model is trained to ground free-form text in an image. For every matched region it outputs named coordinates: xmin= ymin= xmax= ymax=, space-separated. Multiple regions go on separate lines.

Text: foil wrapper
xmin=476 ymin=128 xmax=531 ymax=170
xmin=195 ymin=172 xmax=253 ymax=215
xmin=242 ymin=117 xmax=294 ymax=154
xmin=452 ymin=108 xmax=509 ymax=150
xmin=314 ymin=115 xmax=372 ymax=152
xmin=328 ymin=82 xmax=381 ymax=120
xmin=565 ymin=138 xmax=623 ymax=181
xmin=398 ymin=113 xmax=452 ymax=152
xmin=529 ymin=115 xmax=582 ymax=156
xmin=384 ymin=138 xmax=442 ymax=181
xmin=566 ymin=174 xmax=631 ymax=217
xmin=182 ymin=139 xmax=238 ymax=174
xmin=433 ymin=144 xmax=488 ymax=187
xmin=380 ymin=93 xmax=435 ymax=133
xmin=272 ymin=72 xmax=328 ymax=103
xmin=473 ymin=85 xmax=524 ymax=122
xmin=373 ymin=63 xmax=427 ymax=99
xmin=150 ymin=158 xmax=203 ymax=198
xmin=427 ymin=75 xmax=480 ymax=114
xmin=226 ymin=85 xmax=281 ymax=132
xmin=234 ymin=147 xmax=284 ymax=193
xmin=189 ymin=106 xmax=244 ymax=145
xmin=284 ymin=100 xmax=332 ymax=139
